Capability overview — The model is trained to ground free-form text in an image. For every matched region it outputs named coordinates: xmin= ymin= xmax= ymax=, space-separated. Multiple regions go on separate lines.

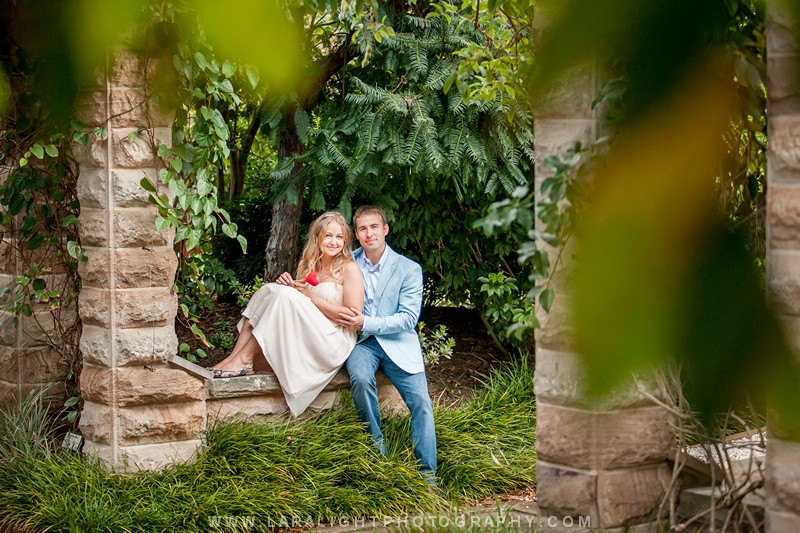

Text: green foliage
xmin=511 ymin=0 xmax=800 ymax=430
xmin=208 ymin=319 xmax=236 ymax=353
xmin=212 ymin=193 xmax=273 ymax=283
xmin=0 ymin=45 xmax=91 ymax=423
xmin=232 ymin=275 xmax=266 ymax=309
xmin=476 ymin=145 xmax=589 ymax=342
xmin=477 ymin=273 xmax=537 ymax=344
xmin=436 ymin=0 xmax=533 ymax=107
xmin=0 ymin=362 xmax=536 ymax=531
xmin=0 ymin=385 xmax=59 ymax=462
xmin=418 ymin=321 xmax=455 ymax=366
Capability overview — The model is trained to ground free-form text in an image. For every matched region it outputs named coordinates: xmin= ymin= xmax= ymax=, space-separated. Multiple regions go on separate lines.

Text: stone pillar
xmin=765 ymin=2 xmax=800 ymax=530
xmin=75 ymin=50 xmax=205 ymax=471
xmin=531 ymin=11 xmax=673 ymax=529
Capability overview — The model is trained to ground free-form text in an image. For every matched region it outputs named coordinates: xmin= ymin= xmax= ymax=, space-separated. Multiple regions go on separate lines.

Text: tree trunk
xmin=262 ymin=38 xmax=358 ymax=279
xmin=228 ymin=148 xmax=241 ymax=202
xmin=264 ymin=122 xmax=304 ymax=280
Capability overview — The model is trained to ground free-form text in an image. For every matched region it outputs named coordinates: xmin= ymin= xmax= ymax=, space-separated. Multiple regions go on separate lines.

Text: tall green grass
xmin=0 ymin=385 xmax=58 ymax=461
xmin=0 ymin=359 xmax=536 ymax=532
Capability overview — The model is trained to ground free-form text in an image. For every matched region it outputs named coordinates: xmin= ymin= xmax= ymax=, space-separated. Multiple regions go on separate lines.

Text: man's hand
xmin=337 ymin=306 xmax=365 ymax=331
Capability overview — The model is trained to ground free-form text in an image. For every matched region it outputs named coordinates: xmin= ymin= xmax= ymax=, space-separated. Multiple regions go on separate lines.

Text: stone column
xmin=75 ymin=50 xmax=206 ymax=471
xmin=531 ymin=12 xmax=673 ymax=529
xmin=765 ymin=2 xmax=800 ymax=530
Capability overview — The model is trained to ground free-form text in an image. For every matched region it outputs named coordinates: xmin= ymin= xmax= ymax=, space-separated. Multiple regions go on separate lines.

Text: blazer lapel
xmin=373 ymin=246 xmax=398 ymax=306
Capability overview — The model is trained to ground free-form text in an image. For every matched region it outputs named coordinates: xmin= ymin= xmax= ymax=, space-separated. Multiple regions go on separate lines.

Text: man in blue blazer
xmin=337 ymin=205 xmax=437 ymax=480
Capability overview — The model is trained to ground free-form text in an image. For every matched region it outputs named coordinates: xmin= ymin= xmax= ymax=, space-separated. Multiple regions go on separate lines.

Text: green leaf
xmin=179 ymin=343 xmax=190 ymax=353
xmin=26 ymin=233 xmax=44 ymax=250
xmin=222 ymin=60 xmax=236 ymax=77
xmin=64 ymin=396 xmax=81 ymax=408
xmin=61 ymin=214 xmax=80 ymax=227
xmin=140 ymin=176 xmax=157 ymax=193
xmin=540 ymin=286 xmax=554 ymax=313
xmin=222 ymin=223 xmax=237 ymax=238
xmin=170 ymin=157 xmax=183 ymax=173
xmin=246 ymin=66 xmax=259 ymax=89
xmin=19 ymin=157 xmax=27 ymax=167
xmin=155 ymin=216 xmax=171 ymax=232
xmin=45 ymin=144 xmax=59 ymax=157
xmin=169 ymin=179 xmax=187 ymax=197
xmin=197 ymin=176 xmax=213 ymax=197
xmin=31 ymin=144 xmax=44 ymax=159
xmin=67 ymin=240 xmax=81 ymax=259
xmin=194 ymin=52 xmax=209 ymax=71
xmin=186 ymin=229 xmax=202 ymax=251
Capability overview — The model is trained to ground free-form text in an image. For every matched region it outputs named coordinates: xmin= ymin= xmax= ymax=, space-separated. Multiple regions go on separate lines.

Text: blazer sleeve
xmin=361 ymin=261 xmax=423 ymax=336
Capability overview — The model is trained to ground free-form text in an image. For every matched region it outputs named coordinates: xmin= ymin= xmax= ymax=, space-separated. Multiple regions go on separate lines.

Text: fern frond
xmin=412 ymin=41 xmax=429 ymax=76
xmin=294 ymin=108 xmax=311 ymax=144
xmin=404 ymin=121 xmax=425 ymax=165
xmin=271 ymin=157 xmax=295 ymax=180
xmin=327 ymin=142 xmax=352 ymax=170
xmin=466 ymin=134 xmax=489 ymax=165
xmin=419 ymin=118 xmax=444 ymax=170
xmin=424 ymin=62 xmax=452 ymax=91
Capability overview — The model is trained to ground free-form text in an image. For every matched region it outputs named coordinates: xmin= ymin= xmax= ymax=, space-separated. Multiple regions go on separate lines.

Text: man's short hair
xmin=353 ymin=205 xmax=387 ymax=226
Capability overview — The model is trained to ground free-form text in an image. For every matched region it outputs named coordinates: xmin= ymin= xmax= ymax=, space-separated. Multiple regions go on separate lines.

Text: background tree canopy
xmin=1 ymin=0 xmax=539 ymax=352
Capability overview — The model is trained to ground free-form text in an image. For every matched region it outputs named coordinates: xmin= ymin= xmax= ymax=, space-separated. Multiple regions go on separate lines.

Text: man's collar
xmin=365 ymin=245 xmax=390 ymax=268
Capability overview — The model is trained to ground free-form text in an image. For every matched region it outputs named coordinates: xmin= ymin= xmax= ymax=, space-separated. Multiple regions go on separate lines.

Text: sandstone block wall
xmin=765 ymin=2 xmax=800 ymax=530
xmin=0 ymin=173 xmax=74 ymax=405
xmin=75 ymin=50 xmax=205 ymax=471
xmin=531 ymin=11 xmax=673 ymax=528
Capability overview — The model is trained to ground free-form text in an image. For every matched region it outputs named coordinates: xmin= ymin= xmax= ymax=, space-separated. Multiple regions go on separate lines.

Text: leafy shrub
xmin=231 ymin=275 xmax=266 ymax=308
xmin=207 ymin=319 xmax=236 ymax=352
xmin=213 ymin=192 xmax=273 ymax=284
xmin=418 ymin=322 xmax=455 ymax=366
xmin=178 ymin=255 xmax=241 ymax=314
xmin=478 ymin=273 xmax=537 ymax=345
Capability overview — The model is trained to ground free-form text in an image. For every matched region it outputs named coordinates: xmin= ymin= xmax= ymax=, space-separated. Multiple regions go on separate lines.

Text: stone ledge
xmin=83 ymin=439 xmax=202 ymax=472
xmin=168 ymin=353 xmax=406 ymax=419
xmin=206 ymin=369 xmax=353 ymax=399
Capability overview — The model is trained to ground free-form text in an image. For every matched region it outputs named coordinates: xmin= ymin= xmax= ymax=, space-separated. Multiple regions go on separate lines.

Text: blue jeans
xmin=345 ymin=336 xmax=437 ymax=478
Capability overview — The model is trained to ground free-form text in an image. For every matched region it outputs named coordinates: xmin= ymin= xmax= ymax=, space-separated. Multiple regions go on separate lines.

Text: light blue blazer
xmin=354 ymin=245 xmax=425 ymax=374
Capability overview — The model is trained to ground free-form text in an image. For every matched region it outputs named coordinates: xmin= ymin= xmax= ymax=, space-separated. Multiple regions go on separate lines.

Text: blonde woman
xmin=211 ymin=211 xmax=364 ymax=416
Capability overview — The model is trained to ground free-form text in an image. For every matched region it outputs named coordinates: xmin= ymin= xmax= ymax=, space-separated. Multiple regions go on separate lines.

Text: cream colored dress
xmin=239 ymin=281 xmax=357 ymax=416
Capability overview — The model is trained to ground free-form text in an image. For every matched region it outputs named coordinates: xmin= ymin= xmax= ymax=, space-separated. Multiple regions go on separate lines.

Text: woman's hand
xmin=294 ymin=282 xmax=313 ymax=298
xmin=275 ymin=272 xmax=294 ymax=285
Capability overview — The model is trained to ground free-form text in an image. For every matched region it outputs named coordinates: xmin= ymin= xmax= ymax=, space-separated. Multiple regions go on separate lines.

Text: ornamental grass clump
xmin=0 ymin=384 xmax=58 ymax=462
xmin=0 ymin=360 xmax=536 ymax=532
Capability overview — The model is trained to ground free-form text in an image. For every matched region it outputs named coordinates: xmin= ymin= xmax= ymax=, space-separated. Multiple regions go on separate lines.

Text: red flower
xmin=305 ymin=271 xmax=319 ymax=286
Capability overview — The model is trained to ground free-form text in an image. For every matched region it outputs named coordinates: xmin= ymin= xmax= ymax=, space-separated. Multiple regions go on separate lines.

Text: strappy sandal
xmin=211 ymin=363 xmax=254 ymax=378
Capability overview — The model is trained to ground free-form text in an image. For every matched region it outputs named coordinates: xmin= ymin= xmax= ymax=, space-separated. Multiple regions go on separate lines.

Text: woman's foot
xmin=211 ymin=363 xmax=254 ymax=378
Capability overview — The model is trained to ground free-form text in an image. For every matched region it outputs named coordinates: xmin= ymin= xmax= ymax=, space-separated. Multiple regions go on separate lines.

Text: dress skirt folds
xmin=239 ymin=282 xmax=356 ymax=416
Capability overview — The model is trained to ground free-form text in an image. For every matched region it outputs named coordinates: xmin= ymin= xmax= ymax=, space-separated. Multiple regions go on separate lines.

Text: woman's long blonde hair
xmin=296 ymin=211 xmax=354 ymax=282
